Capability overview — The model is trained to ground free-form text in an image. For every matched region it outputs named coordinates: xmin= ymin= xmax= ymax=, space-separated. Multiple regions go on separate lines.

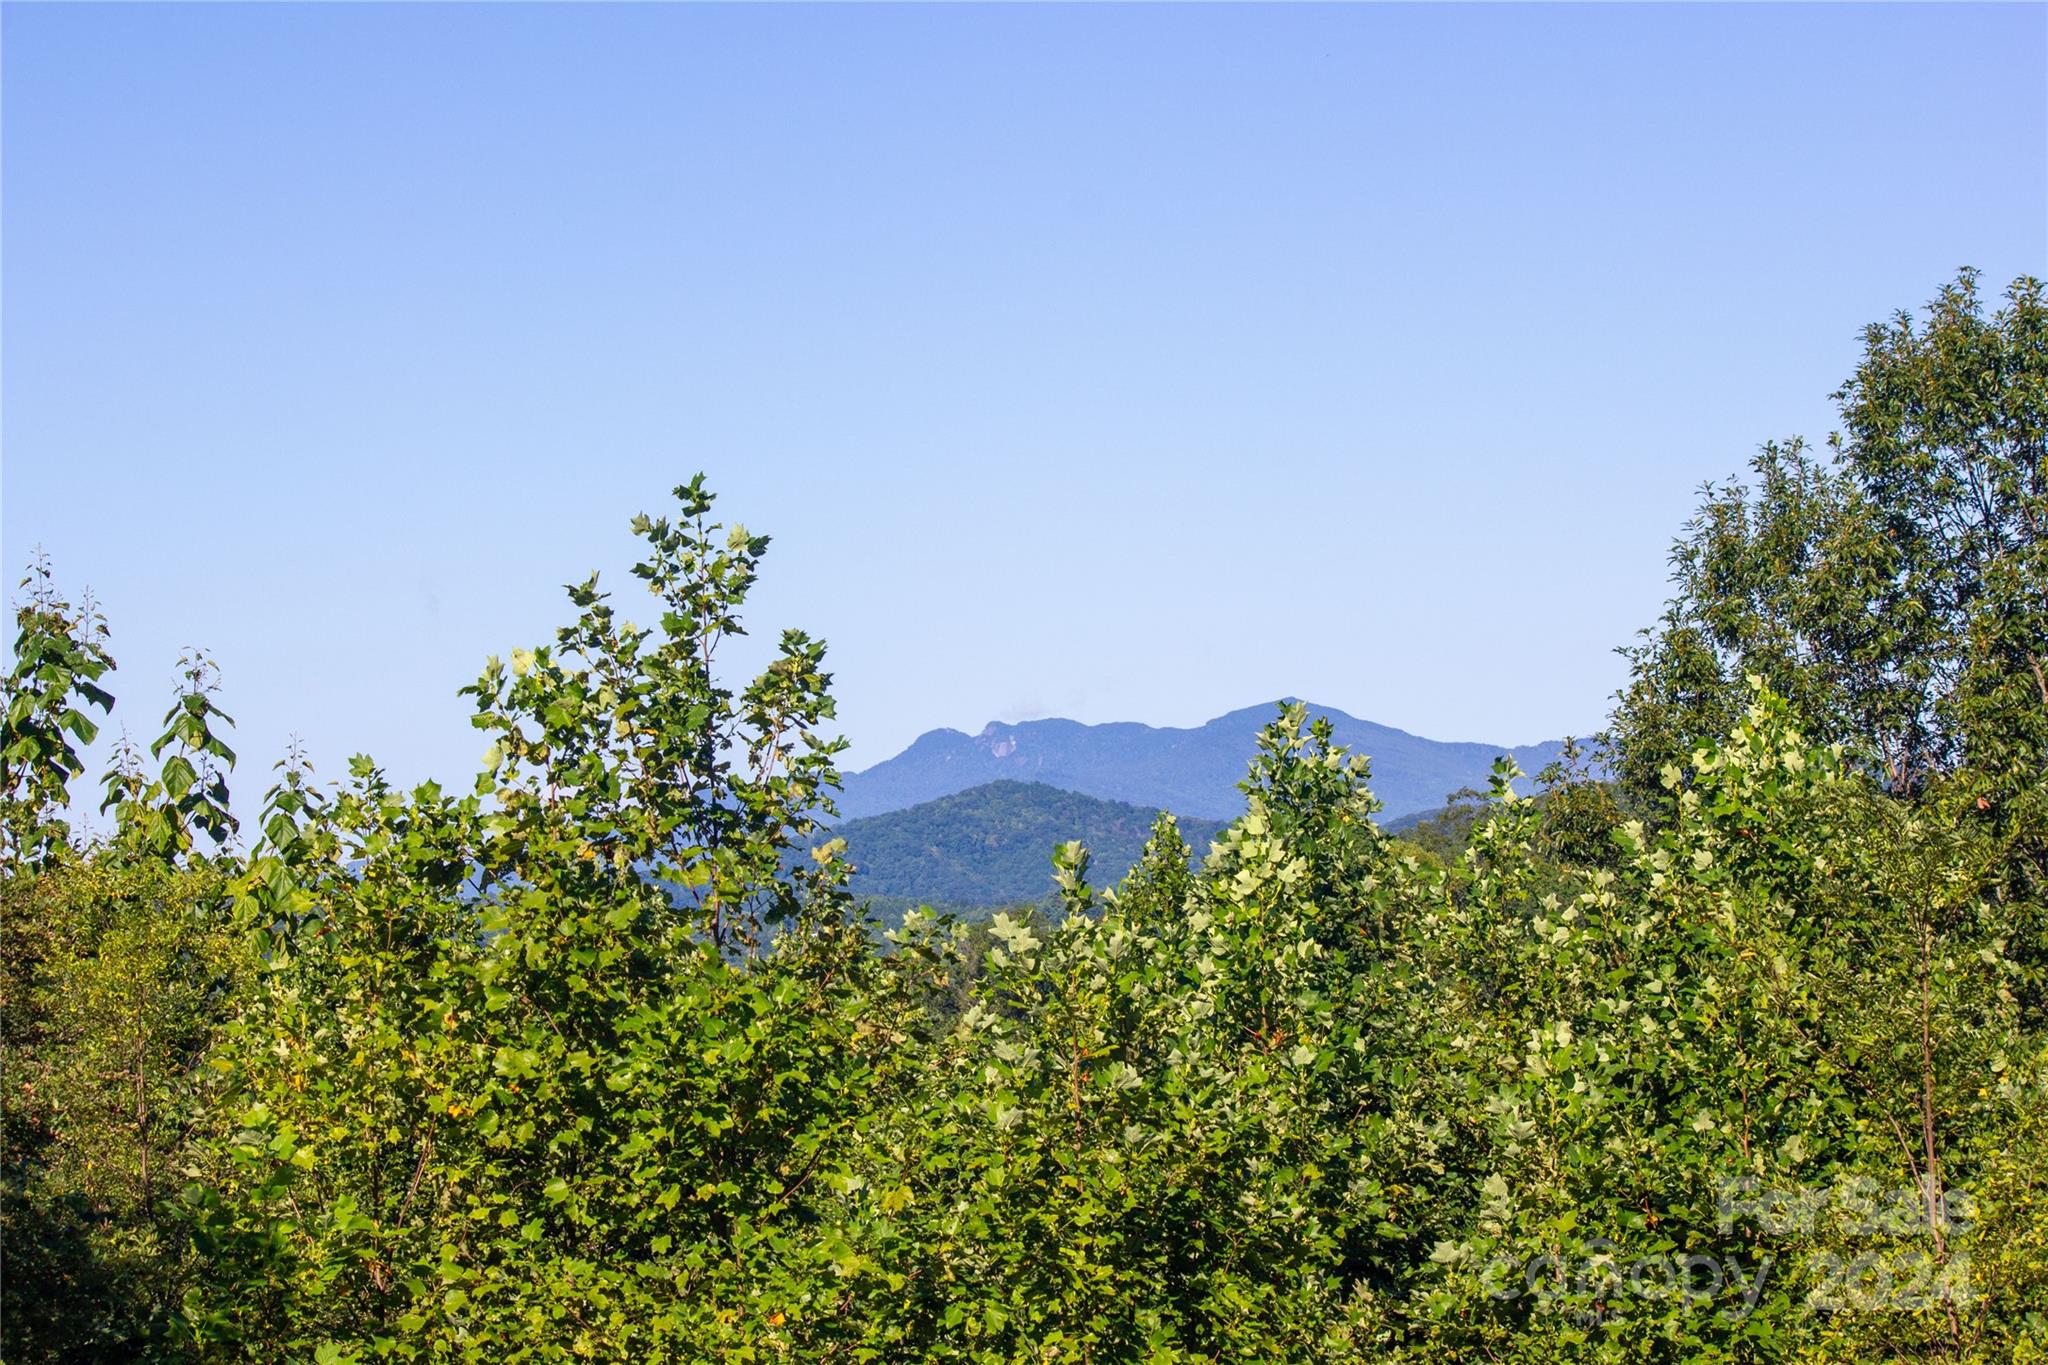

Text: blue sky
xmin=4 ymin=2 xmax=2044 ymax=809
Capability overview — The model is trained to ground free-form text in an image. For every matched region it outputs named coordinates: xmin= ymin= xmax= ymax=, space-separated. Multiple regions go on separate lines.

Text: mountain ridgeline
xmin=817 ymin=703 xmax=1578 ymax=908
xmin=836 ymin=701 xmax=1573 ymax=824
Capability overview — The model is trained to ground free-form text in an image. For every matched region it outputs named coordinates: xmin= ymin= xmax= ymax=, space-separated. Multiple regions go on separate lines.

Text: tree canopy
xmin=4 ymin=275 xmax=2046 ymax=1364
xmin=1610 ymin=271 xmax=2048 ymax=806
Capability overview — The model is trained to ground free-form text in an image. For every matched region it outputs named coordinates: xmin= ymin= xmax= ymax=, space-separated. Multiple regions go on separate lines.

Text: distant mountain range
xmin=827 ymin=781 xmax=1225 ymax=908
xmin=835 ymin=701 xmax=1572 ymax=825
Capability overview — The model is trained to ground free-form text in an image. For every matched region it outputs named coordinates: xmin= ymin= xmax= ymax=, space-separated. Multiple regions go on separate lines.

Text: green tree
xmin=1362 ymin=687 xmax=2045 ymax=1363
xmin=1 ymin=554 xmax=116 ymax=865
xmin=182 ymin=480 xmax=930 ymax=1362
xmin=1 ymin=858 xmax=241 ymax=1361
xmin=2 ymin=564 xmax=248 ymax=1363
xmin=1611 ymin=271 xmax=2048 ymax=806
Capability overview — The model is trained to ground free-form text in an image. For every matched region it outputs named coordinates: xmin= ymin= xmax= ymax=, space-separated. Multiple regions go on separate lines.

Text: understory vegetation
xmin=5 ymin=273 xmax=2045 ymax=1362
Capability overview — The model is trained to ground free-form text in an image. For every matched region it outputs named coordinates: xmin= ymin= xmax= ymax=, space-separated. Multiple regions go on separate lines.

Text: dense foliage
xmin=4 ymin=276 xmax=2045 ymax=1363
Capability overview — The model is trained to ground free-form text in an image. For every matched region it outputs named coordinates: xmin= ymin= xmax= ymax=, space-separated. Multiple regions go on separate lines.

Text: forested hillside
xmin=820 ymin=781 xmax=1225 ymax=905
xmin=3 ymin=273 xmax=2045 ymax=1364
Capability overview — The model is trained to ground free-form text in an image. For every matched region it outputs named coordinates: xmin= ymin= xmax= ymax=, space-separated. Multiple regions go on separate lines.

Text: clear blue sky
xmin=4 ymin=3 xmax=2044 ymax=809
